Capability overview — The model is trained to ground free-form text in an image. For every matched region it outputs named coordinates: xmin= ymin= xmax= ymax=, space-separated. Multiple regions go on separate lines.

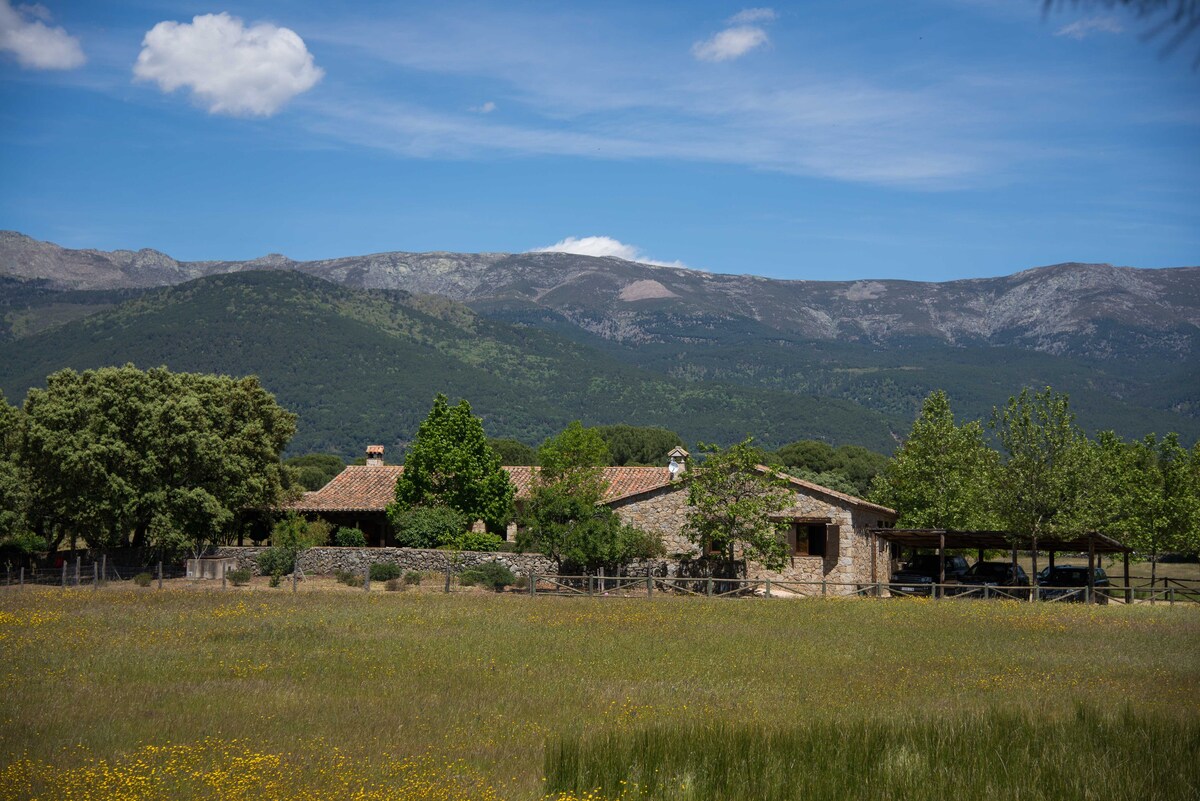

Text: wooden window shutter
xmin=825 ymin=524 xmax=840 ymax=560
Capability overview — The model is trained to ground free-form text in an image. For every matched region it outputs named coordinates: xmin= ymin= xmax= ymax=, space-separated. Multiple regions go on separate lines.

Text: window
xmin=793 ymin=523 xmax=827 ymax=557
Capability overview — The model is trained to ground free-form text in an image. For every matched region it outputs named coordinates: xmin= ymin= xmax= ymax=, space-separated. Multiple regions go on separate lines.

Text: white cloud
xmin=0 ymin=0 xmax=84 ymax=70
xmin=728 ymin=8 xmax=776 ymax=25
xmin=1055 ymin=16 xmax=1124 ymax=40
xmin=692 ymin=25 xmax=769 ymax=62
xmin=133 ymin=12 xmax=323 ymax=117
xmin=531 ymin=236 xmax=686 ymax=268
xmin=470 ymin=100 xmax=496 ymax=113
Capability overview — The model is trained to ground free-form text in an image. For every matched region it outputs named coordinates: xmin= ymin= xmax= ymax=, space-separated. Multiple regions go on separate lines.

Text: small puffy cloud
xmin=728 ymin=8 xmax=776 ymax=24
xmin=470 ymin=100 xmax=497 ymax=113
xmin=693 ymin=9 xmax=775 ymax=62
xmin=134 ymin=12 xmax=323 ymax=117
xmin=0 ymin=0 xmax=85 ymax=70
xmin=1055 ymin=16 xmax=1124 ymax=40
xmin=531 ymin=236 xmax=686 ymax=268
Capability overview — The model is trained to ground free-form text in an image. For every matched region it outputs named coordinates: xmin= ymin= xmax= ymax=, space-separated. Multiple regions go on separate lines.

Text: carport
xmin=865 ymin=528 xmax=1133 ymax=601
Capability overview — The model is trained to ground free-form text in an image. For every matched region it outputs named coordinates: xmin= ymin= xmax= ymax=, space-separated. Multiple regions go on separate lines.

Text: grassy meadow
xmin=0 ymin=585 xmax=1198 ymax=800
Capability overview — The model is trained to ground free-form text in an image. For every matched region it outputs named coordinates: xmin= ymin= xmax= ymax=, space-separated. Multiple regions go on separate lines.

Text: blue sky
xmin=0 ymin=0 xmax=1197 ymax=281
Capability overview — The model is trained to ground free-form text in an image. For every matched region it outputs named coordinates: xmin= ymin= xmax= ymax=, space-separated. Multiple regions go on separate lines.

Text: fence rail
xmin=3 ymin=563 xmax=1197 ymax=606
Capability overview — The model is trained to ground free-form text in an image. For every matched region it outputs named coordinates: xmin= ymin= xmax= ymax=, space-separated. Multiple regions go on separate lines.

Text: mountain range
xmin=1 ymin=230 xmax=1196 ymax=455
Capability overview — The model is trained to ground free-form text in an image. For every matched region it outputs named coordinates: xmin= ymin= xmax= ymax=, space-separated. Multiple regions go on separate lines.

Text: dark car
xmin=955 ymin=561 xmax=1030 ymax=599
xmin=1038 ymin=566 xmax=1110 ymax=604
xmin=890 ymin=554 xmax=969 ymax=596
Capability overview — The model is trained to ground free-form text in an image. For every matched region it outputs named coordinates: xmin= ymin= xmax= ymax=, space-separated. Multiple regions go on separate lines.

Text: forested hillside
xmin=0 ymin=271 xmax=904 ymax=456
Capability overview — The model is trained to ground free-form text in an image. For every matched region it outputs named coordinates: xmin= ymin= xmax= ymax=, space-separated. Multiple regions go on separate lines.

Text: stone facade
xmin=609 ymin=478 xmax=896 ymax=594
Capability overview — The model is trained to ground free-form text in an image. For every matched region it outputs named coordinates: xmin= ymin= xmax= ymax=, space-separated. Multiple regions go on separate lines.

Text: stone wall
xmin=210 ymin=546 xmax=554 ymax=577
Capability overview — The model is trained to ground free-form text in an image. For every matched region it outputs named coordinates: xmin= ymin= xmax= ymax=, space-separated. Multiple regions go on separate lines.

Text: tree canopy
xmin=284 ymin=453 xmax=345 ymax=491
xmin=517 ymin=421 xmax=661 ymax=572
xmin=871 ymin=391 xmax=999 ymax=529
xmin=592 ymin=425 xmax=684 ymax=466
xmin=488 ymin=437 xmax=537 ymax=466
xmin=19 ymin=365 xmax=296 ymax=556
xmin=776 ymin=440 xmax=889 ymax=497
xmin=389 ymin=394 xmax=514 ymax=532
xmin=685 ymin=438 xmax=791 ymax=572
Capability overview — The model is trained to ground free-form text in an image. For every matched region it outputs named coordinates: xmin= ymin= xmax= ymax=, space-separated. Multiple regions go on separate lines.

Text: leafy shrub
xmin=369 ymin=562 xmax=402 ymax=582
xmin=257 ymin=546 xmax=294 ymax=579
xmin=385 ymin=578 xmax=403 ymax=592
xmin=333 ymin=569 xmax=362 ymax=587
xmin=403 ymin=570 xmax=422 ymax=585
xmin=133 ymin=572 xmax=153 ymax=587
xmin=334 ymin=527 xmax=367 ymax=548
xmin=391 ymin=505 xmax=467 ymax=549
xmin=459 ymin=561 xmax=516 ymax=592
xmin=442 ymin=530 xmax=503 ymax=552
xmin=512 ymin=575 xmax=528 ymax=590
xmin=268 ymin=574 xmax=281 ymax=588
xmin=226 ymin=568 xmax=252 ymax=586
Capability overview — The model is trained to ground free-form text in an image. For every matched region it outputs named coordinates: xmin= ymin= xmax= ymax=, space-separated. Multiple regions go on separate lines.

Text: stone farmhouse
xmin=284 ymin=446 xmax=897 ymax=587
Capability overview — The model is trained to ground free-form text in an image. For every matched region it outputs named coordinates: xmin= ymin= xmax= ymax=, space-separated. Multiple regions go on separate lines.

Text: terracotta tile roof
xmin=756 ymin=464 xmax=896 ymax=517
xmin=286 ymin=465 xmax=676 ymax=513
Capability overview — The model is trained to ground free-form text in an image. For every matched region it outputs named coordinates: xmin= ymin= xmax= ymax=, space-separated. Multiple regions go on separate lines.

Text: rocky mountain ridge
xmin=2 ymin=230 xmax=1197 ymax=364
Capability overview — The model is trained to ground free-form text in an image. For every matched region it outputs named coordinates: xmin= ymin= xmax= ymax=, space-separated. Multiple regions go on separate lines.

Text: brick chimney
xmin=366 ymin=444 xmax=384 ymax=466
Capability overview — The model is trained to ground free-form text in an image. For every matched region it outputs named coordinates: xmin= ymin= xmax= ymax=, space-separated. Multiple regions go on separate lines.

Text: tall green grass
xmin=546 ymin=707 xmax=1200 ymax=801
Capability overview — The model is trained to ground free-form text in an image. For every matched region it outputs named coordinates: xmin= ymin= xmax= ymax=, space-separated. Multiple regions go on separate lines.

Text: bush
xmin=391 ymin=505 xmax=467 ymax=549
xmin=333 ymin=569 xmax=362 ymax=587
xmin=334 ymin=527 xmax=367 ymax=547
xmin=226 ymin=568 xmax=252 ymax=586
xmin=369 ymin=562 xmax=402 ymax=582
xmin=133 ymin=572 xmax=153 ymax=587
xmin=403 ymin=570 xmax=422 ymax=585
xmin=459 ymin=561 xmax=516 ymax=592
xmin=257 ymin=546 xmax=294 ymax=579
xmin=385 ymin=578 xmax=403 ymax=592
xmin=268 ymin=574 xmax=281 ymax=588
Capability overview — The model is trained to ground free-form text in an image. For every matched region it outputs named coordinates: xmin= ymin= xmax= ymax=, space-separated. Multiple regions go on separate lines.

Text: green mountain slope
xmin=0 ymin=271 xmax=906 ymax=456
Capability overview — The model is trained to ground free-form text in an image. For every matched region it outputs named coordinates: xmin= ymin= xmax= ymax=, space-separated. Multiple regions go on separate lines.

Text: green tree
xmin=488 ymin=438 xmax=537 ymax=465
xmin=990 ymin=387 xmax=1093 ymax=544
xmin=0 ymin=391 xmax=43 ymax=557
xmin=284 ymin=453 xmax=345 ymax=491
xmin=20 ymin=366 xmax=296 ymax=557
xmin=389 ymin=395 xmax=514 ymax=532
xmin=778 ymin=440 xmax=890 ymax=497
xmin=684 ymin=438 xmax=791 ymax=572
xmin=871 ymin=391 xmax=999 ymax=528
xmin=1084 ymin=432 xmax=1200 ymax=585
xmin=518 ymin=421 xmax=660 ymax=572
xmin=592 ymin=425 xmax=684 ymax=466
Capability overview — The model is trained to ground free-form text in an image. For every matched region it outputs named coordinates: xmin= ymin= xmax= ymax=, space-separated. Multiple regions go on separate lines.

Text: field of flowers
xmin=0 ymin=586 xmax=1197 ymax=800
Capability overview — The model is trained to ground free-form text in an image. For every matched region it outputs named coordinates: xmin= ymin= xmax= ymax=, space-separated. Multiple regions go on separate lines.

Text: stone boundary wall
xmin=210 ymin=546 xmax=556 ymax=576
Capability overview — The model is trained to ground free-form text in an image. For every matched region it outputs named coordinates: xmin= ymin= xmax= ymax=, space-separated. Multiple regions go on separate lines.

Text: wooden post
xmin=821 ymin=578 xmax=827 ymax=597
xmin=938 ymin=533 xmax=946 ymax=586
xmin=5 ymin=567 xmax=8 ymax=587
xmin=1030 ymin=537 xmax=1038 ymax=603
xmin=1123 ymin=551 xmax=1132 ymax=604
xmin=765 ymin=579 xmax=771 ymax=598
xmin=61 ymin=562 xmax=66 ymax=589
xmin=92 ymin=562 xmax=98 ymax=590
xmin=364 ymin=569 xmax=370 ymax=593
xmin=444 ymin=567 xmax=451 ymax=593
xmin=74 ymin=556 xmax=80 ymax=587
xmin=646 ymin=575 xmax=653 ymax=598
xmin=100 ymin=554 xmax=107 ymax=586
xmin=707 ymin=576 xmax=713 ymax=597
xmin=976 ymin=547 xmax=984 ymax=564
xmin=587 ymin=575 xmax=593 ymax=597
xmin=19 ymin=567 xmax=24 ymax=590
xmin=292 ymin=568 xmax=297 ymax=593
xmin=157 ymin=561 xmax=163 ymax=590
xmin=222 ymin=563 xmax=227 ymax=590
xmin=528 ymin=572 xmax=536 ymax=597
xmin=1048 ymin=550 xmax=1056 ymax=569
xmin=599 ymin=566 xmax=605 ymax=593
xmin=1087 ymin=537 xmax=1096 ymax=605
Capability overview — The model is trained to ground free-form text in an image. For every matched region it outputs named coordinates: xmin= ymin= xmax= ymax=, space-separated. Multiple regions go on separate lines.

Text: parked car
xmin=890 ymin=554 xmax=969 ymax=596
xmin=954 ymin=561 xmax=1030 ymax=599
xmin=1038 ymin=566 xmax=1110 ymax=604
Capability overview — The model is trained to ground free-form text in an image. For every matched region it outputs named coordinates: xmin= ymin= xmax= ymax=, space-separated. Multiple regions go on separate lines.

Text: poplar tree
xmin=871 ymin=391 xmax=998 ymax=529
xmin=390 ymin=394 xmax=514 ymax=532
